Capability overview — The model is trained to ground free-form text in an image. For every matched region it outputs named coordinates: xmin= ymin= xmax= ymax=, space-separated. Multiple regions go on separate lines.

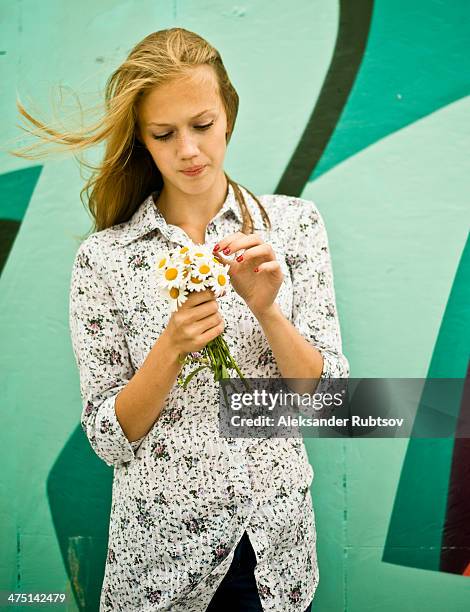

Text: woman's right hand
xmin=164 ymin=288 xmax=225 ymax=357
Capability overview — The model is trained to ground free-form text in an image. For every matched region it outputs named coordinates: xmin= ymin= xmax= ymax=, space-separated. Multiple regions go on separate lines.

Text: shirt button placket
xmin=206 ymin=221 xmax=216 ymax=241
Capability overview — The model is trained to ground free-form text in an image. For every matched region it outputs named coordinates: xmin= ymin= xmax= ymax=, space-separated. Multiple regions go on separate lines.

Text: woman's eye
xmin=152 ymin=121 xmax=214 ymax=141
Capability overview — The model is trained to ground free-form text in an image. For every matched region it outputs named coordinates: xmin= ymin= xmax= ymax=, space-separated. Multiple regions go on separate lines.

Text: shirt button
xmin=232 ymin=453 xmax=245 ymax=467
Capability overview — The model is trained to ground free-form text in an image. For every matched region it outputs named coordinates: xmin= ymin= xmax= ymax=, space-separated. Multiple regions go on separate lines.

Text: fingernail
xmin=254 ymin=267 xmax=259 ymax=272
xmin=236 ymin=255 xmax=243 ymax=262
xmin=223 ymin=247 xmax=231 ymax=255
xmin=213 ymin=244 xmax=220 ymax=252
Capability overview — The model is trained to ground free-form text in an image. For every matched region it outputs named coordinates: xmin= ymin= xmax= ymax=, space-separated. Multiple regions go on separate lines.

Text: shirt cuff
xmin=317 ymin=344 xmax=348 ymax=382
xmin=293 ymin=348 xmax=349 ymax=419
xmin=82 ymin=392 xmax=142 ymax=468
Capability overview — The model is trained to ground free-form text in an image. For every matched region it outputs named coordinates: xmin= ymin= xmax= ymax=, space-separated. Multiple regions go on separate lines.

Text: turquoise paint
xmin=1 ymin=1 xmax=469 ymax=610
xmin=313 ymin=0 xmax=470 ymax=180
xmin=0 ymin=167 xmax=42 ymax=221
xmin=384 ymin=235 xmax=470 ymax=570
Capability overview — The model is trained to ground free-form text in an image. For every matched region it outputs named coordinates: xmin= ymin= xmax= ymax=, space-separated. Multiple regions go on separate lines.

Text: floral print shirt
xmin=69 ymin=181 xmax=349 ymax=611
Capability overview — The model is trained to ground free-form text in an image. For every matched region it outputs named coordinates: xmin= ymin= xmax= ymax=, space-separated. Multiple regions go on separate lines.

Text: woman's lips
xmin=182 ymin=165 xmax=206 ymax=176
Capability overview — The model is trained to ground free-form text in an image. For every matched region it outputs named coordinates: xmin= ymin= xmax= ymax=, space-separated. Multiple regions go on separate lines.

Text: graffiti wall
xmin=1 ymin=0 xmax=469 ymax=609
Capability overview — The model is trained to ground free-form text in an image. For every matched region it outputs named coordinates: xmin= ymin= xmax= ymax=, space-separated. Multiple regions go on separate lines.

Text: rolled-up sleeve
xmin=69 ymin=237 xmax=145 ymax=468
xmin=285 ymin=198 xmax=349 ymax=404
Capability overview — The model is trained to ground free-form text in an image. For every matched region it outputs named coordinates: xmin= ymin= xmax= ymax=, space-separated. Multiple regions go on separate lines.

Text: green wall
xmin=1 ymin=1 xmax=469 ymax=610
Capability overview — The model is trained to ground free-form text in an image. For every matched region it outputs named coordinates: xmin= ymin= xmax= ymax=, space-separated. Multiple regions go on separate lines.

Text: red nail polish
xmin=213 ymin=244 xmax=220 ymax=252
xmin=254 ymin=267 xmax=259 ymax=272
xmin=236 ymin=255 xmax=243 ymax=262
xmin=223 ymin=247 xmax=231 ymax=255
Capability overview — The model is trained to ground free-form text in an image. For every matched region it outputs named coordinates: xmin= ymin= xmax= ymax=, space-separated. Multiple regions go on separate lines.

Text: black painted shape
xmin=0 ymin=219 xmax=21 ymax=276
xmin=439 ymin=361 xmax=470 ymax=575
xmin=276 ymin=0 xmax=374 ymax=196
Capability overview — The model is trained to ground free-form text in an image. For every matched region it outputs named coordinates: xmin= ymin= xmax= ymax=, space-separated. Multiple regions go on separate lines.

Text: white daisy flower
xmin=191 ymin=258 xmax=213 ymax=281
xmin=209 ymin=267 xmax=230 ymax=297
xmin=154 ymin=252 xmax=170 ymax=279
xmin=167 ymin=286 xmax=189 ymax=311
xmin=173 ymin=244 xmax=193 ymax=266
xmin=157 ymin=260 xmax=185 ymax=289
xmin=156 ymin=282 xmax=170 ymax=300
xmin=187 ymin=243 xmax=212 ymax=263
xmin=186 ymin=274 xmax=210 ymax=292
xmin=177 ymin=244 xmax=191 ymax=256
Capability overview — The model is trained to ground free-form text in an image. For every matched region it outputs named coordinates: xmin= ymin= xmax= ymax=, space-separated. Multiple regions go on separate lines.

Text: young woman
xmin=13 ymin=27 xmax=349 ymax=611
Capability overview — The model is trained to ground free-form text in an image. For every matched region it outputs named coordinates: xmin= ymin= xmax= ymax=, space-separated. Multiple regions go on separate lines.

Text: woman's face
xmin=137 ymin=66 xmax=229 ymax=194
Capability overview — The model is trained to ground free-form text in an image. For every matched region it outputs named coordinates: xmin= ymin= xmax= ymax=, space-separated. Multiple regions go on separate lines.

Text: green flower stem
xmin=220 ymin=338 xmax=245 ymax=379
xmin=205 ymin=344 xmax=217 ymax=369
xmin=215 ymin=340 xmax=230 ymax=380
xmin=181 ymin=364 xmax=211 ymax=389
xmin=211 ymin=339 xmax=225 ymax=367
xmin=177 ymin=332 xmax=248 ymax=389
xmin=206 ymin=342 xmax=218 ymax=376
xmin=191 ymin=357 xmax=211 ymax=365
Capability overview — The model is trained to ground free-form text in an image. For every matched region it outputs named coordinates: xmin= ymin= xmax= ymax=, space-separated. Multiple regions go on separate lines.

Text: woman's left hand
xmin=213 ymin=232 xmax=284 ymax=317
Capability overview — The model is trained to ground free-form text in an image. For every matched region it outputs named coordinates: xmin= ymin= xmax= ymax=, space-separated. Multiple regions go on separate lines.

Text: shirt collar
xmin=116 ymin=181 xmax=263 ymax=247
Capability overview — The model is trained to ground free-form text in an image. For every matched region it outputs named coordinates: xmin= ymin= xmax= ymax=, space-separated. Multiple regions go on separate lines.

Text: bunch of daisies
xmin=155 ymin=242 xmax=246 ymax=389
xmin=155 ymin=243 xmax=229 ymax=311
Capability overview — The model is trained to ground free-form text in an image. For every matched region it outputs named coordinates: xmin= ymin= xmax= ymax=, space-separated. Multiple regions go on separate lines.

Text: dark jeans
xmin=205 ymin=531 xmax=313 ymax=611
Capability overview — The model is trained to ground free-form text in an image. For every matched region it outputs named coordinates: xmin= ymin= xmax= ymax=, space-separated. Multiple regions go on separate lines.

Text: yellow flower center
xmin=179 ymin=247 xmax=189 ymax=254
xmin=195 ymin=252 xmax=204 ymax=258
xmin=165 ymin=268 xmax=178 ymax=281
xmin=169 ymin=287 xmax=180 ymax=299
xmin=184 ymin=256 xmax=192 ymax=265
xmin=199 ymin=264 xmax=210 ymax=275
xmin=190 ymin=276 xmax=203 ymax=284
xmin=158 ymin=258 xmax=167 ymax=269
xmin=217 ymin=275 xmax=227 ymax=286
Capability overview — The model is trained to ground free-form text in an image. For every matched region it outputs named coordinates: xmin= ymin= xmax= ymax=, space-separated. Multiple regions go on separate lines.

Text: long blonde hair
xmin=8 ymin=27 xmax=271 ymax=237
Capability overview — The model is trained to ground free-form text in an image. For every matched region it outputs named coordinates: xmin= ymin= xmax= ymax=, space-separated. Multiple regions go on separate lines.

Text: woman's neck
xmin=156 ymin=172 xmax=228 ymax=230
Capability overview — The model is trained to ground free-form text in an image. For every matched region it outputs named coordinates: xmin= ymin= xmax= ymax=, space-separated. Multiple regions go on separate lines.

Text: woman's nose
xmin=177 ymin=132 xmax=200 ymax=157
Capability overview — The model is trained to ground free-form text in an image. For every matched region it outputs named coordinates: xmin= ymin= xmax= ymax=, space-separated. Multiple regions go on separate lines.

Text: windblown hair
xmin=8 ymin=27 xmax=271 ymax=237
